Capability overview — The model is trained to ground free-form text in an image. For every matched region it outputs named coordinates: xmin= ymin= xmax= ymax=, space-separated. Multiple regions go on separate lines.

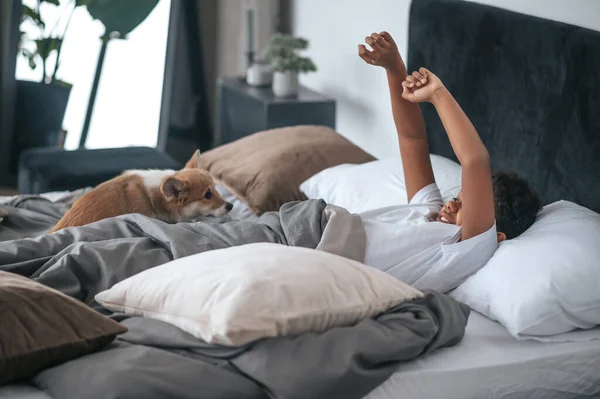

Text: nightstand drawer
xmin=218 ymin=77 xmax=336 ymax=146
xmin=267 ymin=101 xmax=335 ymax=130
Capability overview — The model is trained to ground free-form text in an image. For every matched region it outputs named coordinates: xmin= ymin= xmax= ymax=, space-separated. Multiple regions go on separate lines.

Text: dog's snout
xmin=225 ymin=202 xmax=233 ymax=211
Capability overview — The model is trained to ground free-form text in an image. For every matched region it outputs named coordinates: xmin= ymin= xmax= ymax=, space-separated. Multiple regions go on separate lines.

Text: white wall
xmin=290 ymin=0 xmax=600 ymax=158
xmin=203 ymin=0 xmax=279 ymax=137
xmin=216 ymin=0 xmax=280 ymax=79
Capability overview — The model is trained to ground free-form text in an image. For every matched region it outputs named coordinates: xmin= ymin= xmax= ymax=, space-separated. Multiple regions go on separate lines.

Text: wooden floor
xmin=0 ymin=187 xmax=18 ymax=196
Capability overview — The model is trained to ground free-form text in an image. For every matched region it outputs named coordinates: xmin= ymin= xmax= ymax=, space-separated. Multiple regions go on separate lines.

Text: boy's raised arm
xmin=358 ymin=32 xmax=435 ymax=203
xmin=401 ymin=67 xmax=495 ymax=240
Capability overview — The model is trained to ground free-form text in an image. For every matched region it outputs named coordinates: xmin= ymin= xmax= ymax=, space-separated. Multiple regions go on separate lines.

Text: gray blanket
xmin=0 ymin=194 xmax=470 ymax=399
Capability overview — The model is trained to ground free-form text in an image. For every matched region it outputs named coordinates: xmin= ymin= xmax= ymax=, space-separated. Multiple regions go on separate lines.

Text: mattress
xmin=365 ymin=311 xmax=600 ymax=399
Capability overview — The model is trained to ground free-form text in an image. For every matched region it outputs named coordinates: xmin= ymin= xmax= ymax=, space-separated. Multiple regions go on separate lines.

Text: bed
xmin=1 ymin=0 xmax=600 ymax=398
xmin=366 ymin=0 xmax=600 ymax=397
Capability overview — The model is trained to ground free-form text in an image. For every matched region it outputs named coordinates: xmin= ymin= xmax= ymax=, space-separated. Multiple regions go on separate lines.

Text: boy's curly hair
xmin=492 ymin=171 xmax=542 ymax=239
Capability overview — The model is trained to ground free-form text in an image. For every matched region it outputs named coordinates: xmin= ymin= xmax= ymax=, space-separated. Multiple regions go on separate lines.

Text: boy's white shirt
xmin=360 ymin=183 xmax=498 ymax=293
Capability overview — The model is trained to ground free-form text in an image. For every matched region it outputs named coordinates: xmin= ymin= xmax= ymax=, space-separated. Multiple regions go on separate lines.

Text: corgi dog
xmin=48 ymin=150 xmax=232 ymax=233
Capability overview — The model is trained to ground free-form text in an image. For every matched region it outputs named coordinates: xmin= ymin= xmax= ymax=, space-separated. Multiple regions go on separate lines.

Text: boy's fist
xmin=358 ymin=31 xmax=405 ymax=73
xmin=401 ymin=67 xmax=445 ymax=103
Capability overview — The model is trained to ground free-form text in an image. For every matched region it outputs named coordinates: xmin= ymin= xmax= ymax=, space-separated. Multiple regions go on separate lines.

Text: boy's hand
xmin=401 ymin=67 xmax=445 ymax=103
xmin=358 ymin=32 xmax=405 ymax=73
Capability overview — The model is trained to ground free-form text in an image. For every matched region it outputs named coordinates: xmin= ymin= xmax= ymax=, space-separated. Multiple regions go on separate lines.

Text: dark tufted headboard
xmin=407 ymin=0 xmax=600 ymax=213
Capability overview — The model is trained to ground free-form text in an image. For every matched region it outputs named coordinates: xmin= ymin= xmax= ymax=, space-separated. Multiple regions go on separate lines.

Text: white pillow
xmin=300 ymin=154 xmax=462 ymax=213
xmin=95 ymin=243 xmax=422 ymax=346
xmin=451 ymin=200 xmax=600 ymax=339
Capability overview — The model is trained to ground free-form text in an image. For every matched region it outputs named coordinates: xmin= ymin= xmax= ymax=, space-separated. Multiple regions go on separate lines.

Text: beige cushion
xmin=0 ymin=271 xmax=127 ymax=386
xmin=197 ymin=125 xmax=376 ymax=214
xmin=95 ymin=243 xmax=422 ymax=347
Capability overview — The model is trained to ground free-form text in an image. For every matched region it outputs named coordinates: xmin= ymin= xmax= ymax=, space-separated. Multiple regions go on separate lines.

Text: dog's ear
xmin=184 ymin=149 xmax=201 ymax=169
xmin=161 ymin=177 xmax=184 ymax=200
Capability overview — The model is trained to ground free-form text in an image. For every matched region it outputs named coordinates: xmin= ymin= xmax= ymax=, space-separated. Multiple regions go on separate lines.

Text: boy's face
xmin=437 ymin=192 xmax=463 ymax=226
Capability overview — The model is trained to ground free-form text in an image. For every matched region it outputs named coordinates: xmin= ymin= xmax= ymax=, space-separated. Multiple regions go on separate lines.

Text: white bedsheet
xmin=365 ymin=311 xmax=600 ymax=399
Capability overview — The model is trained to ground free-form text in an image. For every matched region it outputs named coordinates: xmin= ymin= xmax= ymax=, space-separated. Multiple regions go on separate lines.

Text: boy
xmin=357 ymin=31 xmax=541 ymax=292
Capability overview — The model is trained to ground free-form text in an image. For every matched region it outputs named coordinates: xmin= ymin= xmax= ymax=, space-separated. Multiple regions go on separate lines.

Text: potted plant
xmin=12 ymin=0 xmax=87 ymax=173
xmin=18 ymin=0 xmax=87 ymax=86
xmin=264 ymin=33 xmax=317 ymax=98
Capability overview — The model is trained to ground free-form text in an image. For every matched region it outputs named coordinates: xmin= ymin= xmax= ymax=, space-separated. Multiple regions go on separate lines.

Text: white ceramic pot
xmin=272 ymin=71 xmax=299 ymax=97
xmin=246 ymin=60 xmax=274 ymax=87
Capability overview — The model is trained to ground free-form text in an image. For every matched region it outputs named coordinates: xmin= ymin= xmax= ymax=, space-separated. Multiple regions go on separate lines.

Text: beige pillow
xmin=95 ymin=243 xmax=422 ymax=346
xmin=190 ymin=125 xmax=375 ymax=214
xmin=0 ymin=271 xmax=127 ymax=386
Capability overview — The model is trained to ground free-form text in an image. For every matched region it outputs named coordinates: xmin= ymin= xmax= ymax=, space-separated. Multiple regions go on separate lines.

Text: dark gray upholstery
xmin=407 ymin=0 xmax=600 ymax=213
xmin=18 ymin=147 xmax=182 ymax=194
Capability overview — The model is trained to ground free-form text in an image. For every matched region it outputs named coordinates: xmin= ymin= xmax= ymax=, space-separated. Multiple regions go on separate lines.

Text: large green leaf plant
xmin=86 ymin=0 xmax=159 ymax=40
xmin=18 ymin=0 xmax=159 ymax=86
xmin=19 ymin=0 xmax=90 ymax=86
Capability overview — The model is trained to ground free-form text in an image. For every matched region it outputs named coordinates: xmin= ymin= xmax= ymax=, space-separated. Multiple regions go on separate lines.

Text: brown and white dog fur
xmin=48 ymin=150 xmax=232 ymax=233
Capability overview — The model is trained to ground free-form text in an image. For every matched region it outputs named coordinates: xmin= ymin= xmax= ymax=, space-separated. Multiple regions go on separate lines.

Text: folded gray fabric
xmin=32 ymin=290 xmax=469 ymax=399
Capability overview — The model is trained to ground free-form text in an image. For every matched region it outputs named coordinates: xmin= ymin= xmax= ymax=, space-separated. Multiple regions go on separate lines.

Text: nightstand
xmin=217 ymin=77 xmax=336 ymax=146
